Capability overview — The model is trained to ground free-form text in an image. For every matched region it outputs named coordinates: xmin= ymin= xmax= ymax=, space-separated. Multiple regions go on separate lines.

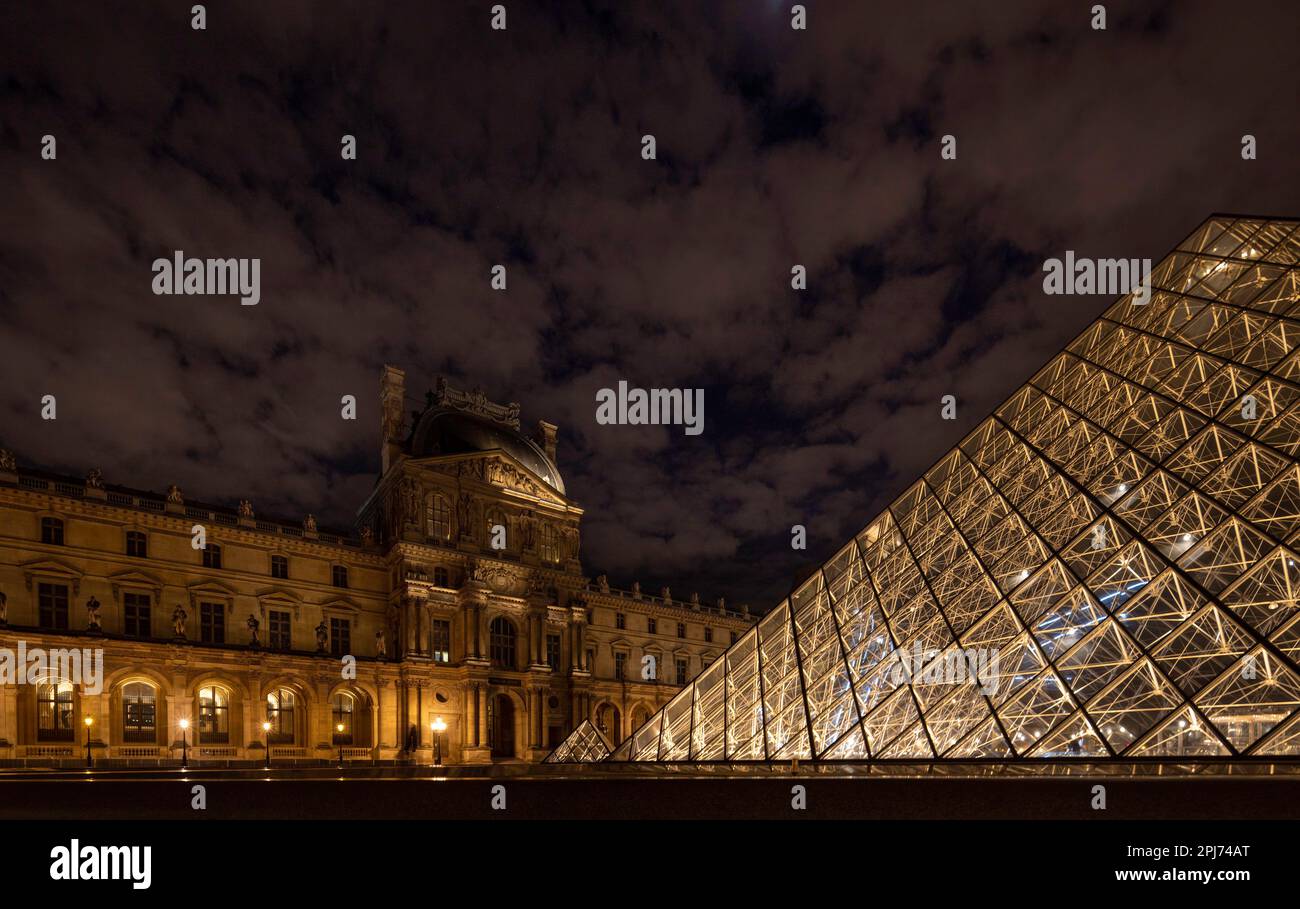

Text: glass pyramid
xmin=545 ymin=719 xmax=614 ymax=764
xmin=612 ymin=215 xmax=1300 ymax=763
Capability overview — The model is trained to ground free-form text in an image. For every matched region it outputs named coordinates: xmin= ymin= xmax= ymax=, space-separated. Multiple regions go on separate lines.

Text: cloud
xmin=1 ymin=0 xmax=1297 ymax=607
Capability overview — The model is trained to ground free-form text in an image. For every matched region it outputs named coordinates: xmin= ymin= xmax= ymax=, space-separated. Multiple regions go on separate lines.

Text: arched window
xmin=265 ymin=688 xmax=296 ymax=745
xmin=36 ymin=680 xmax=74 ymax=742
xmin=198 ymin=686 xmax=229 ymax=743
xmin=427 ymin=494 xmax=451 ymax=542
xmin=486 ymin=508 xmax=508 ymax=550
xmin=631 ymin=705 xmax=651 ymax=731
xmin=489 ymin=617 xmax=517 ymax=669
xmin=332 ymin=693 xmax=354 ymax=745
xmin=540 ymin=524 xmax=559 ymax=563
xmin=596 ymin=703 xmax=622 ymax=744
xmin=122 ymin=682 xmax=157 ymax=743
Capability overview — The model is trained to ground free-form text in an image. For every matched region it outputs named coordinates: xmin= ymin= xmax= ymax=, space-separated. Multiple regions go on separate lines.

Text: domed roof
xmin=410 ymin=409 xmax=565 ymax=495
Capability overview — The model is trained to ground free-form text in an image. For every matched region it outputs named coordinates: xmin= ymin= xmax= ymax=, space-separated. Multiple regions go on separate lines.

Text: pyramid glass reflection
xmin=545 ymin=719 xmax=613 ymax=763
xmin=613 ymin=215 xmax=1300 ymax=762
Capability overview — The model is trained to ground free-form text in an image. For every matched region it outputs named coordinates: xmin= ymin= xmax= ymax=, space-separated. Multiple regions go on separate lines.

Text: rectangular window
xmin=332 ymin=565 xmax=348 ymax=588
xmin=268 ymin=610 xmax=291 ymax=650
xmin=38 ymin=583 xmax=69 ymax=630
xmin=545 ymin=633 xmax=561 ymax=669
xmin=676 ymin=658 xmax=688 ymax=685
xmin=200 ymin=602 xmax=225 ymax=644
xmin=202 ymin=544 xmax=222 ymax=569
xmin=677 ymin=622 xmax=686 ymax=639
xmin=431 ymin=619 xmax=451 ymax=663
xmin=615 ymin=612 xmax=625 ymax=629
xmin=126 ymin=531 xmax=147 ymax=558
xmin=704 ymin=627 xmax=713 ymax=643
xmin=731 ymin=631 xmax=739 ymax=645
xmin=330 ymin=617 xmax=351 ymax=657
xmin=41 ymin=517 xmax=64 ymax=545
xmin=614 ymin=652 xmax=627 ymax=679
xmin=647 ymin=617 xmax=657 ymax=635
xmin=270 ymin=555 xmax=288 ymax=579
xmin=123 ymin=592 xmax=151 ymax=638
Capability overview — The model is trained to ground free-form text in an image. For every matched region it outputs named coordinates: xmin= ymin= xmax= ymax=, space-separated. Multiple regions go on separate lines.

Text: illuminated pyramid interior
xmin=609 ymin=214 xmax=1300 ymax=763
xmin=544 ymin=719 xmax=614 ymax=764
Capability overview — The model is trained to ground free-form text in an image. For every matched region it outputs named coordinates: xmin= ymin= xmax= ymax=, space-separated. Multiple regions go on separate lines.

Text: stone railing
xmin=584 ymin=584 xmax=750 ymax=620
xmin=9 ymin=472 xmax=364 ymax=549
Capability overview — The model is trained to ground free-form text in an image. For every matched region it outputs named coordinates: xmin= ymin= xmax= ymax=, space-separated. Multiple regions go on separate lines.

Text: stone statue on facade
xmin=303 ymin=514 xmax=317 ymax=533
xmin=360 ymin=525 xmax=374 ymax=545
xmin=315 ymin=620 xmax=328 ymax=653
xmin=403 ymin=478 xmax=419 ymax=522
xmin=456 ymin=493 xmax=472 ymax=538
xmin=172 ymin=605 xmax=188 ymax=638
xmin=375 ymin=628 xmax=387 ymax=660
xmin=0 ymin=450 xmax=15 ymax=471
xmin=246 ymin=613 xmax=261 ymax=648
xmin=166 ymin=485 xmax=184 ymax=505
xmin=85 ymin=468 xmax=104 ymax=490
xmin=631 ymin=581 xmax=641 ymax=599
xmin=238 ymin=500 xmax=255 ymax=519
xmin=85 ymin=596 xmax=103 ymax=633
xmin=661 ymin=586 xmax=671 ymax=603
xmin=596 ymin=574 xmax=609 ymax=593
xmin=690 ymin=592 xmax=700 ymax=606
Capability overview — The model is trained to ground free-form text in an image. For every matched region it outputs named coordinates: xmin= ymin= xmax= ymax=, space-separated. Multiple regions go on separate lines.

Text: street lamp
xmin=83 ymin=715 xmax=94 ymax=768
xmin=178 ymin=717 xmax=189 ymax=769
xmin=431 ymin=716 xmax=447 ymax=767
xmin=336 ymin=722 xmax=346 ymax=769
xmin=262 ymin=721 xmax=272 ymax=769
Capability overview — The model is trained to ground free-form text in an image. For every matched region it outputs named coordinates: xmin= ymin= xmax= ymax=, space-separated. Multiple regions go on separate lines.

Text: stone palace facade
xmin=0 ymin=368 xmax=754 ymax=765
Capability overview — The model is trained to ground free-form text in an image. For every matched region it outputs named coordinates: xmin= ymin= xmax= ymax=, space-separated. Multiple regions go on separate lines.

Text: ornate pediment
xmin=411 ymin=453 xmax=566 ymax=504
xmin=21 ymin=558 xmax=85 ymax=594
xmin=483 ymin=457 xmax=552 ymax=498
xmin=107 ymin=568 xmax=164 ymax=604
xmin=187 ymin=579 xmax=240 ymax=612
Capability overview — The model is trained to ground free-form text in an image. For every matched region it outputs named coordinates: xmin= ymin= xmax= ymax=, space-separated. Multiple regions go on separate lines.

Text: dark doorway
xmin=490 ymin=694 xmax=515 ymax=758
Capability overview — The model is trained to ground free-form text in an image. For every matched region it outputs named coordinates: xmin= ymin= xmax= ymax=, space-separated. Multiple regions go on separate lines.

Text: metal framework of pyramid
xmin=609 ymin=214 xmax=1300 ymax=763
xmin=545 ymin=719 xmax=614 ymax=763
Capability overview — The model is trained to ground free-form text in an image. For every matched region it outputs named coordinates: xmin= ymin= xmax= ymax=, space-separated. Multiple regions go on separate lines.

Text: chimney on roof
xmin=381 ymin=365 xmax=406 ymax=475
xmin=535 ymin=420 xmax=558 ymax=464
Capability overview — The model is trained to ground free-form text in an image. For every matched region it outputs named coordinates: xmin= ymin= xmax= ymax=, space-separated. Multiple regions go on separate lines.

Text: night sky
xmin=2 ymin=1 xmax=1298 ymax=609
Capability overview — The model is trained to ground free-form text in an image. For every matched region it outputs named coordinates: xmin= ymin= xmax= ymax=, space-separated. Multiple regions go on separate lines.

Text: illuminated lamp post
xmin=262 ymin=720 xmax=272 ymax=769
xmin=431 ymin=717 xmax=447 ymax=766
xmin=178 ymin=717 xmax=190 ymax=769
xmin=83 ymin=715 xmax=94 ymax=768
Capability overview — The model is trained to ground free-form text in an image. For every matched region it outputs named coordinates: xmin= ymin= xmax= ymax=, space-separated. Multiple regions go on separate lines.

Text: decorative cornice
xmin=432 ymin=376 xmax=521 ymax=430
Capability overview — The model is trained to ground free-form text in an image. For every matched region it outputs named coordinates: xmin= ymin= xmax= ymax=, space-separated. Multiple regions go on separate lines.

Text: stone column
xmin=0 ymin=685 xmax=17 ymax=749
xmin=477 ymin=685 xmax=489 ymax=748
xmin=468 ymin=683 xmax=479 ymax=747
